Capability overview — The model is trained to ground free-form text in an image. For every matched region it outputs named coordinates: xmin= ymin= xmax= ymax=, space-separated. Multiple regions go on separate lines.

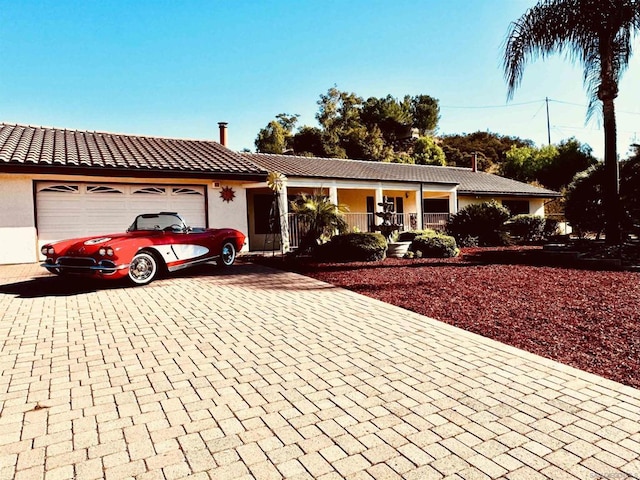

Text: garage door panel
xmin=36 ymin=182 xmax=206 ymax=247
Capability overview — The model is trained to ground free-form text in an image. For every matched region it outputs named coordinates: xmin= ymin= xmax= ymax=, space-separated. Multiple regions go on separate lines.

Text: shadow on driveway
xmin=0 ymin=262 xmax=335 ymax=298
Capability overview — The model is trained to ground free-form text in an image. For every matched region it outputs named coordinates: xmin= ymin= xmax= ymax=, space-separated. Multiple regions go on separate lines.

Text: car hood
xmin=52 ymin=231 xmax=162 ymax=255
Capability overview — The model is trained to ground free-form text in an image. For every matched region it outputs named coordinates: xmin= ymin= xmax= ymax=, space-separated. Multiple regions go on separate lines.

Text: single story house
xmin=0 ymin=122 xmax=559 ymax=265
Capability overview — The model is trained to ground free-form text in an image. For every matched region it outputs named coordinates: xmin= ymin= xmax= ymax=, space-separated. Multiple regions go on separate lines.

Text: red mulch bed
xmin=259 ymin=247 xmax=640 ymax=389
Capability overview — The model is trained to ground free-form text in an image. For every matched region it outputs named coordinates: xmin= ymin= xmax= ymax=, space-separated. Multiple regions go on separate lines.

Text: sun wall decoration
xmin=219 ymin=186 xmax=235 ymax=203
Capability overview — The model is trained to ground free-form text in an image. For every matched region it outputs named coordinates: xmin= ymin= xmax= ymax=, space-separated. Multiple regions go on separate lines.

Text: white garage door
xmin=36 ymin=182 xmax=206 ymax=247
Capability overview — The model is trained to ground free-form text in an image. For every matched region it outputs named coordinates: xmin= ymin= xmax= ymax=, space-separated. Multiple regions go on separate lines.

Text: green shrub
xmin=447 ymin=201 xmax=511 ymax=246
xmin=507 ymin=214 xmax=546 ymax=243
xmin=409 ymin=231 xmax=459 ymax=258
xmin=315 ymin=232 xmax=387 ymax=262
xmin=396 ymin=229 xmax=437 ymax=242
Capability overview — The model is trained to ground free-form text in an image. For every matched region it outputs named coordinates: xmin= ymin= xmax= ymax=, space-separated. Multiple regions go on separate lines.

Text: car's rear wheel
xmin=128 ymin=251 xmax=158 ymax=285
xmin=219 ymin=241 xmax=236 ymax=267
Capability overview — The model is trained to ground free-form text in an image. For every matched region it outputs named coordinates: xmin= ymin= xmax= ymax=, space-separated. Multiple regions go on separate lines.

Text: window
xmin=423 ymin=199 xmax=449 ymax=213
xmin=39 ymin=184 xmax=79 ymax=193
xmin=87 ymin=185 xmax=124 ymax=194
xmin=502 ymin=200 xmax=530 ymax=215
xmin=173 ymin=187 xmax=202 ymax=196
xmin=133 ymin=186 xmax=166 ymax=195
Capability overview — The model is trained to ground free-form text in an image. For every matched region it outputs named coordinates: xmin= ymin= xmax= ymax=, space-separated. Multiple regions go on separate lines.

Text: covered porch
xmin=245 ymin=178 xmax=457 ymax=251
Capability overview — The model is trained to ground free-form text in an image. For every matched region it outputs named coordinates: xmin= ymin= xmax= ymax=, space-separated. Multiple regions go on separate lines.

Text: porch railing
xmin=287 ymin=212 xmax=451 ymax=249
xmin=423 ymin=213 xmax=450 ymax=231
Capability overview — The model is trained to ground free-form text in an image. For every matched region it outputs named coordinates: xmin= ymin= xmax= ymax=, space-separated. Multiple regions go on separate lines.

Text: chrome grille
xmin=58 ymin=257 xmax=96 ymax=267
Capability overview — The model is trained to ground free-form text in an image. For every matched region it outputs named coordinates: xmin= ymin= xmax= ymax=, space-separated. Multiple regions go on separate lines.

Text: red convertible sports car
xmin=41 ymin=212 xmax=246 ymax=285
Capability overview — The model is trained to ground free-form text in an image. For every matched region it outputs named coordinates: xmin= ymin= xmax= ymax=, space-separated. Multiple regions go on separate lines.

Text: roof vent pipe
xmin=218 ymin=122 xmax=228 ymax=147
xmin=471 ymin=152 xmax=478 ymax=172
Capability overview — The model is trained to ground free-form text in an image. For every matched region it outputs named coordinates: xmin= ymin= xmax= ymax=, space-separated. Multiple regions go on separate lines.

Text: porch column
xmin=415 ymin=187 xmax=423 ymax=230
xmin=374 ymin=187 xmax=384 ymax=226
xmin=328 ymin=186 xmax=338 ymax=205
xmin=449 ymin=188 xmax=458 ymax=214
xmin=278 ymin=182 xmax=290 ymax=254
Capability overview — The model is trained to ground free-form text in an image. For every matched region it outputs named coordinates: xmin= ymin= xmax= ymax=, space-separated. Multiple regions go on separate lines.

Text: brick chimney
xmin=471 ymin=152 xmax=478 ymax=172
xmin=218 ymin=122 xmax=228 ymax=147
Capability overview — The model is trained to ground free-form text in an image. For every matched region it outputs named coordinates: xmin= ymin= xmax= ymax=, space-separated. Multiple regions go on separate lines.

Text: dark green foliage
xmin=500 ymin=138 xmax=597 ymax=190
xmin=565 ymin=164 xmax=606 ymax=238
xmin=543 ymin=218 xmax=560 ymax=238
xmin=290 ymin=193 xmax=349 ymax=254
xmin=540 ymin=139 xmax=598 ymax=190
xmin=440 ymin=131 xmax=533 ymax=170
xmin=566 ymin=151 xmax=640 ymax=238
xmin=408 ymin=232 xmax=459 ymax=258
xmin=397 ymin=229 xmax=437 ymax=242
xmin=257 ymin=87 xmax=441 ymax=162
xmin=621 ymin=150 xmax=640 ymax=235
xmin=315 ymin=233 xmax=387 ymax=262
xmin=447 ymin=201 xmax=511 ymax=246
xmin=507 ymin=215 xmax=546 ymax=243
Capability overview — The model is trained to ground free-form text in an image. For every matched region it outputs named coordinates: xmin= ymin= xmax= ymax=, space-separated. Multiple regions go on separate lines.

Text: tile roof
xmin=0 ymin=123 xmax=265 ymax=177
xmin=0 ymin=123 xmax=559 ymax=197
xmin=242 ymin=152 xmax=560 ymax=197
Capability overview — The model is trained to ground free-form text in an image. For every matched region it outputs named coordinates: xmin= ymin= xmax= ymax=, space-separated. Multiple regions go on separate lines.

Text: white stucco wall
xmin=0 ymin=175 xmax=38 ymax=264
xmin=0 ymin=174 xmax=253 ymax=265
xmin=207 ymin=182 xmax=249 ymax=251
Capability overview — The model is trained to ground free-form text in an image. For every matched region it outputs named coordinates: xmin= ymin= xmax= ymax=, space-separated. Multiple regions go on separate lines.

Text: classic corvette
xmin=41 ymin=212 xmax=246 ymax=285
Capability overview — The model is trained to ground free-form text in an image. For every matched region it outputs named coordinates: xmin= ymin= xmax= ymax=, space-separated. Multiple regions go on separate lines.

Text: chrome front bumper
xmin=42 ymin=257 xmax=128 ymax=275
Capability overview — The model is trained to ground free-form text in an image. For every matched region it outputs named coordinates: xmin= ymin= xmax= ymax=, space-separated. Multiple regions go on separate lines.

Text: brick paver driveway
xmin=0 ymin=262 xmax=639 ymax=480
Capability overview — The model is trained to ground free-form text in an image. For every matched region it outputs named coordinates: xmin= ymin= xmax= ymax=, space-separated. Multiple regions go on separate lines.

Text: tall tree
xmin=503 ymin=0 xmax=640 ymax=244
xmin=255 ymin=113 xmax=299 ymax=154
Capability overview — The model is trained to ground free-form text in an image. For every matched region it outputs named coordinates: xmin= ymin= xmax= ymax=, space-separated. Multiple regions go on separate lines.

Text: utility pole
xmin=545 ymin=97 xmax=551 ymax=145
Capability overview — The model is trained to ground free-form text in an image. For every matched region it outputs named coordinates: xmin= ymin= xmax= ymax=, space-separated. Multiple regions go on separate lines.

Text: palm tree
xmin=503 ymin=0 xmax=640 ymax=244
xmin=289 ymin=192 xmax=349 ymax=253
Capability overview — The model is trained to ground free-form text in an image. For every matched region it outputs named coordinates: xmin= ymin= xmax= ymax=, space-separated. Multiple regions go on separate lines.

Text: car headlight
xmin=41 ymin=246 xmax=54 ymax=255
xmin=99 ymin=247 xmax=114 ymax=257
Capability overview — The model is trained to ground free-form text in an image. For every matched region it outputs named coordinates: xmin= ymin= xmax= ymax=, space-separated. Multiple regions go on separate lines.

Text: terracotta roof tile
xmin=0 ymin=123 xmax=265 ymax=177
xmin=0 ymin=123 xmax=559 ymax=198
xmin=243 ymin=152 xmax=560 ymax=197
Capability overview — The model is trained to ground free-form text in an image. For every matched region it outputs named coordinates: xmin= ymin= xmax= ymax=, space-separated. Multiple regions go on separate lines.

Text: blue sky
xmin=2 ymin=0 xmax=640 ymax=160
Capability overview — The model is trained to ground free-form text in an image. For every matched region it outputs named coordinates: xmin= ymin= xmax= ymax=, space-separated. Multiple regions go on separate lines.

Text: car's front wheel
xmin=128 ymin=251 xmax=158 ymax=285
xmin=219 ymin=241 xmax=236 ymax=267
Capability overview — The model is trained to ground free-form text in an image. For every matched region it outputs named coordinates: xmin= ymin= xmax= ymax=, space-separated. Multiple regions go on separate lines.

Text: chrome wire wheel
xmin=128 ymin=252 xmax=158 ymax=285
xmin=220 ymin=241 xmax=236 ymax=267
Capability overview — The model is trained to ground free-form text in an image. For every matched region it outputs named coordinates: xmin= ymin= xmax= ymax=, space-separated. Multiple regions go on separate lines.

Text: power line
xmin=440 ymin=99 xmax=544 ymax=109
xmin=441 ymin=97 xmax=640 ymax=115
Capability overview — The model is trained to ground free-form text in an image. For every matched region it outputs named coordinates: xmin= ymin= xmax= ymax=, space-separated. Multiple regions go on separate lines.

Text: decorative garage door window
xmin=172 ymin=187 xmax=203 ymax=196
xmin=87 ymin=185 xmax=125 ymax=194
xmin=133 ymin=186 xmax=166 ymax=195
xmin=38 ymin=184 xmax=80 ymax=193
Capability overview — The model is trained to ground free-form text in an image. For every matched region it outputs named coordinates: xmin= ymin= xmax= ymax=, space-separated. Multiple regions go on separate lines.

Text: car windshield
xmin=129 ymin=213 xmax=186 ymax=232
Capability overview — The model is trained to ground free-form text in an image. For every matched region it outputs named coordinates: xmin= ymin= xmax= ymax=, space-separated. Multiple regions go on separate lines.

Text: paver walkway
xmin=0 ymin=262 xmax=639 ymax=480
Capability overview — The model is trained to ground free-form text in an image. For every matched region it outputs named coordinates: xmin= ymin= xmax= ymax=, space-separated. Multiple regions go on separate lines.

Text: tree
xmin=255 ymin=113 xmax=299 ymax=154
xmin=620 ymin=145 xmax=640 ymax=234
xmin=503 ymin=0 xmax=640 ymax=243
xmin=292 ymin=126 xmax=325 ymax=157
xmin=500 ymin=138 xmax=597 ymax=189
xmin=501 ymin=144 xmax=558 ymax=184
xmin=440 ymin=131 xmax=533 ymax=171
xmin=565 ymin=164 xmax=607 ymax=238
xmin=410 ymin=94 xmax=440 ymax=135
xmin=411 ymin=136 xmax=446 ymax=166
xmin=565 ymin=147 xmax=640 ymax=237
xmin=255 ymin=87 xmax=442 ymax=162
xmin=316 ymin=87 xmax=364 ymax=159
xmin=538 ymin=138 xmax=598 ymax=190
